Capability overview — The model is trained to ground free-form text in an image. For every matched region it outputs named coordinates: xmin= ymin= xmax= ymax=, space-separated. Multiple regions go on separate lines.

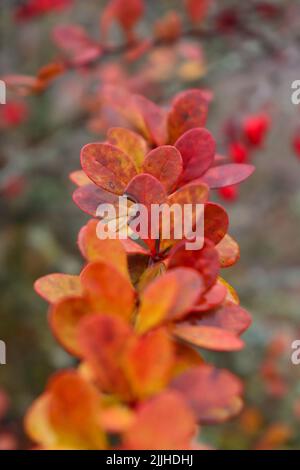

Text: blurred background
xmin=1 ymin=0 xmax=300 ymax=450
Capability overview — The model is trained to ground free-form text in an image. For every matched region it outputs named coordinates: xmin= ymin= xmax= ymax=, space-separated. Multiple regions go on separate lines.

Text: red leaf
xmin=168 ymin=240 xmax=219 ymax=291
xmin=133 ymin=95 xmax=168 ymax=146
xmin=73 ymin=184 xmax=119 ymax=216
xmin=52 ymin=25 xmax=100 ymax=65
xmin=101 ymin=0 xmax=144 ymax=41
xmin=170 ymin=365 xmax=243 ymax=423
xmin=168 ymin=89 xmax=209 ymax=143
xmin=195 ymin=302 xmax=252 ymax=335
xmin=142 ymin=146 xmax=183 ymax=192
xmin=125 ymin=174 xmax=167 ymax=208
xmin=193 ymin=282 xmax=227 ymax=312
xmin=175 ymin=128 xmax=216 ymax=185
xmin=200 ymin=164 xmax=255 ymax=189
xmin=80 ymin=143 xmax=137 ymax=195
xmin=204 ymin=202 xmax=229 ymax=245
xmin=125 ymin=174 xmax=167 ymax=251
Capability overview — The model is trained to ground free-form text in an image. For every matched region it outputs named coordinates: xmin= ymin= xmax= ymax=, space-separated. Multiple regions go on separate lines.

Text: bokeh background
xmin=1 ymin=0 xmax=300 ymax=449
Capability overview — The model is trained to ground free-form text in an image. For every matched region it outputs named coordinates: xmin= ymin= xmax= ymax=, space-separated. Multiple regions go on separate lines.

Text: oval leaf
xmin=81 ymin=143 xmax=137 ymax=194
xmin=80 ymin=261 xmax=136 ymax=321
xmin=168 ymin=89 xmax=209 ymax=143
xmin=170 ymin=365 xmax=243 ymax=424
xmin=168 ymin=240 xmax=219 ymax=291
xmin=195 ymin=302 xmax=252 ymax=335
xmin=73 ymin=184 xmax=119 ymax=217
xmin=216 ymin=234 xmax=240 ymax=267
xmin=142 ymin=146 xmax=183 ymax=192
xmin=78 ymin=219 xmax=129 ymax=278
xmin=107 ymin=127 xmax=148 ymax=169
xmin=136 ymin=268 xmax=204 ymax=333
xmin=175 ymin=128 xmax=215 ymax=184
xmin=201 ymin=164 xmax=255 ymax=189
xmin=204 ymin=202 xmax=229 ymax=245
xmin=34 ymin=274 xmax=83 ymax=304
xmin=174 ymin=324 xmax=244 ymax=351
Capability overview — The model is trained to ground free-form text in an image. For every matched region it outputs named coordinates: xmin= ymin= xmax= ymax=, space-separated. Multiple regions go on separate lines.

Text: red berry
xmin=0 ymin=101 xmax=28 ymax=127
xmin=229 ymin=141 xmax=249 ymax=163
xmin=292 ymin=134 xmax=300 ymax=159
xmin=243 ymin=113 xmax=270 ymax=147
xmin=218 ymin=185 xmax=238 ymax=202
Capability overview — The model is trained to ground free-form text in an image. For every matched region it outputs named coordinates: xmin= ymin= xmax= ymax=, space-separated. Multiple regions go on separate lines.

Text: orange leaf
xmin=107 ymin=127 xmax=148 ymax=169
xmin=78 ymin=314 xmax=131 ymax=399
xmin=123 ymin=328 xmax=174 ymax=399
xmin=136 ymin=268 xmax=204 ymax=333
xmin=81 ymin=143 xmax=137 ymax=194
xmin=218 ymin=277 xmax=240 ymax=305
xmin=69 ymin=170 xmax=91 ymax=187
xmin=122 ymin=391 xmax=196 ymax=450
xmin=168 ymin=181 xmax=209 ymax=206
xmin=37 ymin=62 xmax=65 ymax=83
xmin=174 ymin=324 xmax=244 ymax=351
xmin=216 ymin=234 xmax=240 ymax=267
xmin=80 ymin=261 xmax=136 ymax=321
xmin=78 ymin=219 xmax=129 ymax=278
xmin=34 ymin=274 xmax=83 ymax=303
xmin=25 ymin=370 xmax=106 ymax=450
xmin=100 ymin=404 xmax=134 ymax=434
xmin=137 ymin=261 xmax=166 ymax=292
xmin=172 ymin=342 xmax=204 ymax=378
xmin=50 ymin=296 xmax=93 ymax=356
